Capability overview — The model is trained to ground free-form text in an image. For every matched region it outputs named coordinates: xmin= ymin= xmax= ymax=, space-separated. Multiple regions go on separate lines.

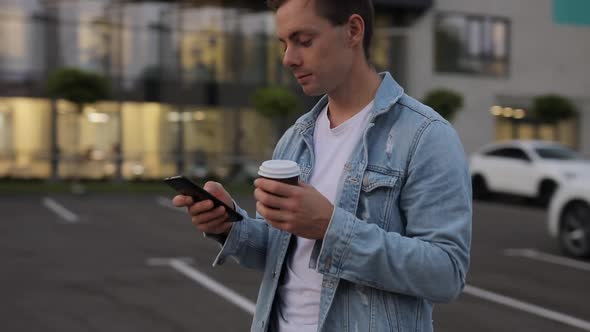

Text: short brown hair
xmin=267 ymin=0 xmax=375 ymax=61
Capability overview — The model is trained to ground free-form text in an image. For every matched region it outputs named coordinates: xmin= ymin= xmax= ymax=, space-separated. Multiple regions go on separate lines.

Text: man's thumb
xmin=204 ymin=181 xmax=226 ymax=198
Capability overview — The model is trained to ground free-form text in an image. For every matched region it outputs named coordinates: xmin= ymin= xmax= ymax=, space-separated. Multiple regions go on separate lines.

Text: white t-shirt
xmin=275 ymin=101 xmax=374 ymax=332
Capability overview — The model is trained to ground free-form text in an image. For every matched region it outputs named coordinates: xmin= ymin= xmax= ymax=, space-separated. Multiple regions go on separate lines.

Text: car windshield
xmin=534 ymin=146 xmax=581 ymax=160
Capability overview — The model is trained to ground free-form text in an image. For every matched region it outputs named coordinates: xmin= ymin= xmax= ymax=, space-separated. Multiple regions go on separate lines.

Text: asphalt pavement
xmin=1 ymin=192 xmax=588 ymax=332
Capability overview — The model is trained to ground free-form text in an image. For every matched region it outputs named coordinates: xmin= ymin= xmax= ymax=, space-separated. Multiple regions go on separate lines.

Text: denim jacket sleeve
xmin=210 ymin=203 xmax=271 ymax=270
xmin=208 ymin=127 xmax=295 ymax=269
xmin=316 ymin=120 xmax=472 ymax=303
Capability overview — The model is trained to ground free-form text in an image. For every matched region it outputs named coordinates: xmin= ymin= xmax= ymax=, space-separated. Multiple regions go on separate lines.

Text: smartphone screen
xmin=164 ymin=175 xmax=243 ymax=222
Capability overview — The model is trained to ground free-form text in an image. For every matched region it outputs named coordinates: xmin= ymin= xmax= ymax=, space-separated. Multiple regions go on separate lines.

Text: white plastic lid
xmin=258 ymin=160 xmax=300 ymax=179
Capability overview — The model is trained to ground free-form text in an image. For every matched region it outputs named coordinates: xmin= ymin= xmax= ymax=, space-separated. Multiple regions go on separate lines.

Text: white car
xmin=470 ymin=140 xmax=590 ymax=205
xmin=548 ymin=178 xmax=590 ymax=258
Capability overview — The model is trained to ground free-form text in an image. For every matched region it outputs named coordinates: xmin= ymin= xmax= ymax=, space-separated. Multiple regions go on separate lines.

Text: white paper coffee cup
xmin=258 ymin=160 xmax=300 ymax=185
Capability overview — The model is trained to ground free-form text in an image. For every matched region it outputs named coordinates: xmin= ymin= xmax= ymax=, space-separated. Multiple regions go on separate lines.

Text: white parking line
xmin=505 ymin=248 xmax=590 ymax=272
xmin=148 ymin=255 xmax=589 ymax=328
xmin=42 ymin=197 xmax=79 ymax=223
xmin=464 ymin=285 xmax=590 ymax=331
xmin=147 ymin=257 xmax=256 ymax=315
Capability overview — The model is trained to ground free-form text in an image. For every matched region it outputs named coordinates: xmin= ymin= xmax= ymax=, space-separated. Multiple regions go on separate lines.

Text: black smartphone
xmin=164 ymin=175 xmax=243 ymax=222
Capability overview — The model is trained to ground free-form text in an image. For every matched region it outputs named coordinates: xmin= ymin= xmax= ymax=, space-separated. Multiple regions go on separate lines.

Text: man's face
xmin=276 ymin=0 xmax=354 ymax=96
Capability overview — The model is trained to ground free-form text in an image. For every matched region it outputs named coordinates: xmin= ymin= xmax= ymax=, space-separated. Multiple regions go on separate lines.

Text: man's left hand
xmin=254 ymin=178 xmax=334 ymax=240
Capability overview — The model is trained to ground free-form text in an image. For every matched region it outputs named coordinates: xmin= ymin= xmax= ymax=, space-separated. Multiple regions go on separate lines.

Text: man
xmin=173 ymin=0 xmax=472 ymax=331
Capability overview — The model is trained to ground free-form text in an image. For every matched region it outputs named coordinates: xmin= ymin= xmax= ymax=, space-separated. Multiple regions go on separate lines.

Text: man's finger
xmin=191 ymin=205 xmax=225 ymax=223
xmin=187 ymin=200 xmax=215 ymax=215
xmin=204 ymin=181 xmax=232 ymax=206
xmin=254 ymin=178 xmax=296 ymax=198
xmin=172 ymin=195 xmax=193 ymax=207
xmin=193 ymin=209 xmax=227 ymax=228
xmin=254 ymin=188 xmax=287 ymax=210
xmin=256 ymin=202 xmax=288 ymax=223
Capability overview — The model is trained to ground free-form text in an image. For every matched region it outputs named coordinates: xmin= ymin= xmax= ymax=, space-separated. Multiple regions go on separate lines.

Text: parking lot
xmin=2 ymin=192 xmax=589 ymax=332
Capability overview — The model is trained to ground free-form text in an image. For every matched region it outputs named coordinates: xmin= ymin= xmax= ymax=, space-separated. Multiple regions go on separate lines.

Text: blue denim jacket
xmin=211 ymin=72 xmax=472 ymax=332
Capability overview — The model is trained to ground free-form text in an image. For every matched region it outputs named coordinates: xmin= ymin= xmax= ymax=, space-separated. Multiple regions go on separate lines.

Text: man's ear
xmin=346 ymin=14 xmax=365 ymax=48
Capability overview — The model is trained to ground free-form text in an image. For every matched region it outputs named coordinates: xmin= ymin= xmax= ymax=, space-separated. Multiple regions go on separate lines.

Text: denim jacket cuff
xmin=211 ymin=200 xmax=248 ymax=266
xmin=316 ymin=206 xmax=357 ymax=276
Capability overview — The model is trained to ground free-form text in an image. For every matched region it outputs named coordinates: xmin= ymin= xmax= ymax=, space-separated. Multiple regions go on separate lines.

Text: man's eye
xmin=300 ymin=39 xmax=312 ymax=47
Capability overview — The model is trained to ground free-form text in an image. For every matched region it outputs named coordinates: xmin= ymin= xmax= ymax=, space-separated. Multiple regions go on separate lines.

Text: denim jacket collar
xmin=292 ymin=72 xmax=405 ymax=135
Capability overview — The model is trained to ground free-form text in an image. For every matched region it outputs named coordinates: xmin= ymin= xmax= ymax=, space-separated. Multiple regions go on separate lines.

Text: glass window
xmin=0 ymin=9 xmax=31 ymax=75
xmin=435 ymin=12 xmax=510 ymax=77
xmin=0 ymin=104 xmax=14 ymax=177
xmin=240 ymin=109 xmax=273 ymax=161
xmin=120 ymin=3 xmax=171 ymax=89
xmin=486 ymin=147 xmax=530 ymax=161
xmin=485 ymin=148 xmax=509 ymax=157
xmin=0 ymin=105 xmax=13 ymax=154
xmin=493 ymin=114 xmax=579 ymax=150
xmin=509 ymin=148 xmax=531 ymax=161
xmin=534 ymin=146 xmax=581 ymax=160
xmin=56 ymin=101 xmax=122 ymax=180
xmin=372 ymin=30 xmax=407 ymax=86
xmin=4 ymin=97 xmax=52 ymax=178
xmin=120 ymin=102 xmax=177 ymax=179
xmin=517 ymin=123 xmax=536 ymax=140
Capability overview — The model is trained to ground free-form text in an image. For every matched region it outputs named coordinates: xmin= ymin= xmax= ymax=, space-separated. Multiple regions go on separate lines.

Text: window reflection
xmin=372 ymin=30 xmax=407 ymax=86
xmin=494 ymin=117 xmax=578 ymax=149
xmin=0 ymin=105 xmax=14 ymax=177
xmin=0 ymin=2 xmax=292 ymax=180
xmin=0 ymin=9 xmax=30 ymax=75
xmin=435 ymin=12 xmax=510 ymax=77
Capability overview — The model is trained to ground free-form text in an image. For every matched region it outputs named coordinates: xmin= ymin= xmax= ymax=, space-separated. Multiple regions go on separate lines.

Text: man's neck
xmin=326 ymin=62 xmax=382 ymax=128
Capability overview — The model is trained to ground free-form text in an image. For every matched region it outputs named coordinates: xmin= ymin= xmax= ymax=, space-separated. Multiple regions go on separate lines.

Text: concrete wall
xmin=404 ymin=0 xmax=590 ymax=155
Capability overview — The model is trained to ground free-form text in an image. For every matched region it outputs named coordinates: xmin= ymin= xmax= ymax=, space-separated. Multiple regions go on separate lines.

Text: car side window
xmin=508 ymin=148 xmax=531 ymax=161
xmin=485 ymin=148 xmax=531 ymax=161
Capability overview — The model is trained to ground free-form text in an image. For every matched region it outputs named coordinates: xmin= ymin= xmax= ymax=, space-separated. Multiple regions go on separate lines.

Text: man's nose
xmin=282 ymin=47 xmax=301 ymax=69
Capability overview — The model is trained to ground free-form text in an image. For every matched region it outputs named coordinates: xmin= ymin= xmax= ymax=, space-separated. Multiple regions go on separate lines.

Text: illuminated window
xmin=491 ymin=105 xmax=579 ymax=149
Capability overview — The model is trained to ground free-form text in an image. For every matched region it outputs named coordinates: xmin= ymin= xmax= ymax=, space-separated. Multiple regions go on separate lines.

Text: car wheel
xmin=559 ymin=201 xmax=590 ymax=258
xmin=472 ymin=175 xmax=490 ymax=200
xmin=537 ymin=180 xmax=557 ymax=207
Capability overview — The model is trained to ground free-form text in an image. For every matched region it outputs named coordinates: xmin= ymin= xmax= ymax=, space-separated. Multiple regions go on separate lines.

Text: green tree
xmin=531 ymin=94 xmax=577 ymax=142
xmin=47 ymin=68 xmax=110 ymax=189
xmin=423 ymin=88 xmax=464 ymax=121
xmin=531 ymin=94 xmax=577 ymax=124
xmin=47 ymin=68 xmax=110 ymax=109
xmin=251 ymin=86 xmax=301 ymax=144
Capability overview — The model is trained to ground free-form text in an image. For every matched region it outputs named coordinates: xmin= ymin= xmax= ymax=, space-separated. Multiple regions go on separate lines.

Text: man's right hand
xmin=172 ymin=181 xmax=234 ymax=236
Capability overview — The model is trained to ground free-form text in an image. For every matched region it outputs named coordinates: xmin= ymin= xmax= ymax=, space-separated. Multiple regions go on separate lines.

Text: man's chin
xmin=300 ymin=85 xmax=325 ymax=97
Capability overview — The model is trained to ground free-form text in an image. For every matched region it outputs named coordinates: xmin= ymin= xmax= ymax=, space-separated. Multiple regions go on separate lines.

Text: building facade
xmin=0 ymin=0 xmax=429 ymax=180
xmin=1 ymin=0 xmax=587 ymax=181
xmin=404 ymin=0 xmax=590 ymax=155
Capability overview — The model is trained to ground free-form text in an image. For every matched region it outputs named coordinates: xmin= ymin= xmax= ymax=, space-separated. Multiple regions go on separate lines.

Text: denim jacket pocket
xmin=359 ymin=167 xmax=400 ymax=229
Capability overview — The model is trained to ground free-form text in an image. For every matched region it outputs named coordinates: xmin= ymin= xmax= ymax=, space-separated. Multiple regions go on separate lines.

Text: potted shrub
xmin=531 ymin=94 xmax=577 ymax=141
xmin=251 ymin=86 xmax=301 ymax=144
xmin=423 ymin=88 xmax=464 ymax=121
xmin=531 ymin=94 xmax=577 ymax=123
